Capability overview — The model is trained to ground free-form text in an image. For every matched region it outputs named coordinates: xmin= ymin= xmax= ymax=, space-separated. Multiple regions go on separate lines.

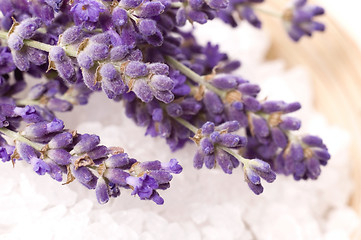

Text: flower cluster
xmin=0 ymin=102 xmax=182 ymax=204
xmin=0 ymin=0 xmax=328 ymax=205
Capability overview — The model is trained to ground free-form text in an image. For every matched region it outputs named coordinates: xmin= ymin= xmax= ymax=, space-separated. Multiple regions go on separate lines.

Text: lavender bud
xmin=8 ymin=34 xmax=24 ymax=50
xmin=271 ymin=127 xmax=288 ymax=148
xmin=134 ymin=2 xmax=165 ymax=18
xmin=279 ymin=117 xmax=301 ymax=130
xmin=193 ymin=150 xmax=204 ymax=169
xmin=150 ymin=75 xmax=174 ymax=91
xmin=211 ymin=74 xmax=238 ymax=89
xmin=77 ymin=52 xmax=94 ymax=69
xmin=105 ymin=153 xmax=130 ymax=168
xmin=125 ymin=61 xmax=148 ymax=78
xmin=152 ymin=108 xmax=163 ymax=122
xmin=148 ymin=170 xmax=173 ymax=184
xmin=16 ymin=18 xmax=42 ymax=39
xmin=49 ymin=46 xmax=76 ymax=83
xmin=161 ymin=159 xmax=182 ymax=174
xmin=250 ymin=114 xmax=269 ymax=138
xmin=302 ymin=135 xmax=324 ymax=147
xmin=110 ymin=45 xmax=129 ymax=61
xmin=47 ymin=149 xmax=71 ymax=165
xmin=166 ymin=103 xmax=183 ymax=117
xmin=95 ymin=177 xmax=109 ymax=204
xmin=22 ymin=118 xmax=64 ymax=139
xmin=72 ymin=134 xmax=100 ymax=154
xmin=119 ymin=0 xmax=143 ymax=8
xmin=45 ymin=160 xmax=64 ymax=182
xmin=204 ymin=91 xmax=224 ymax=114
xmin=215 ymin=120 xmax=240 ymax=132
xmin=12 ymin=50 xmax=30 ymax=71
xmin=200 ymin=138 xmax=214 ymax=155
xmin=132 ymin=79 xmax=153 ymax=102
xmin=204 ymin=154 xmax=215 ymax=169
xmin=147 ymin=63 xmax=169 ymax=75
xmin=176 ymin=8 xmax=187 ymax=26
xmin=47 ymin=98 xmax=73 ymax=112
xmin=104 ymin=168 xmax=130 ymax=186
xmin=48 ymin=132 xmax=73 ymax=149
xmin=155 ymin=90 xmax=174 ymax=104
xmin=126 ymin=174 xmax=158 ymax=199
xmin=26 ymin=47 xmax=47 ymax=66
xmin=72 ymin=165 xmax=96 ymax=186
xmin=61 ymin=26 xmax=83 ymax=45
xmin=306 ymin=157 xmax=321 ymax=179
xmin=30 ymin=157 xmax=50 ymax=175
xmin=216 ymin=149 xmax=233 ymax=174
xmin=87 ymin=146 xmax=109 ymax=160
xmin=218 ymin=133 xmax=247 ymax=148
xmin=138 ymin=19 xmax=158 ymax=36
xmin=188 ymin=10 xmax=208 ymax=24
xmin=86 ymin=43 xmax=109 ymax=61
xmin=112 ymin=7 xmax=128 ymax=27
xmin=284 ymin=102 xmax=301 ymax=113
xmin=201 ymin=121 xmax=215 ymax=135
xmin=206 ymin=0 xmax=228 ymax=9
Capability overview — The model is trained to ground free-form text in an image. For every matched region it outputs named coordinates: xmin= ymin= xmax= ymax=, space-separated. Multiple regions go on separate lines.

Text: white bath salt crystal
xmin=160 ymin=223 xmax=185 ymax=240
xmin=0 ymin=194 xmax=30 ymax=226
xmin=180 ymin=221 xmax=202 ymax=240
xmin=0 ymin=165 xmax=16 ymax=197
xmin=54 ymin=215 xmax=89 ymax=240
xmin=260 ymin=214 xmax=303 ymax=240
xmin=111 ymin=209 xmax=145 ymax=232
xmin=208 ymin=204 xmax=242 ymax=230
xmin=324 ymin=230 xmax=350 ymax=240
xmin=85 ymin=223 xmax=139 ymax=240
xmin=202 ymin=226 xmax=235 ymax=240
xmin=70 ymin=199 xmax=93 ymax=215
xmin=190 ymin=203 xmax=209 ymax=225
xmin=299 ymin=219 xmax=323 ymax=240
xmin=139 ymin=232 xmax=155 ymax=240
xmin=326 ymin=207 xmax=361 ymax=236
xmin=144 ymin=213 xmax=168 ymax=234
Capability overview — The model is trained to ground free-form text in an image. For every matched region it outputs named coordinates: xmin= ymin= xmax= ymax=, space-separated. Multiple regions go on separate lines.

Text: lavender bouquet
xmin=0 ymin=0 xmax=328 ymax=205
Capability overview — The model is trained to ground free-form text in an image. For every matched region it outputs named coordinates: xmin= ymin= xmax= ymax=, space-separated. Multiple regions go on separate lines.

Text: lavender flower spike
xmin=243 ymin=159 xmax=276 ymax=195
xmin=283 ymin=0 xmax=325 ymax=41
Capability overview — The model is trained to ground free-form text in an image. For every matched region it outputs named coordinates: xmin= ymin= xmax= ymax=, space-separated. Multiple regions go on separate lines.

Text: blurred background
xmin=266 ymin=0 xmax=361 ymax=238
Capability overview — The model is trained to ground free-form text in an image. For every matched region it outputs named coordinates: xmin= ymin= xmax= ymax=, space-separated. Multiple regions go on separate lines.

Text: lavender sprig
xmin=0 ymin=0 xmax=329 ymax=205
xmin=0 ymin=106 xmax=182 ymax=204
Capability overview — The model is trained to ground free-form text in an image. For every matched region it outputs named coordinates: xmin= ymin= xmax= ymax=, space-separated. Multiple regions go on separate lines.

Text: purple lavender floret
xmin=0 ymin=0 xmax=329 ymax=204
xmin=0 ymin=47 xmax=16 ymax=75
xmin=243 ymin=158 xmax=276 ymax=195
xmin=218 ymin=0 xmax=264 ymax=28
xmin=192 ymin=121 xmax=247 ymax=173
xmin=70 ymin=0 xmax=105 ymax=30
xmin=283 ymin=0 xmax=325 ymax=41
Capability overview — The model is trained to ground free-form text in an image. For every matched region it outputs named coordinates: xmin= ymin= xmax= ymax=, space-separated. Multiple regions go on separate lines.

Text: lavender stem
xmin=0 ymin=30 xmax=77 ymax=57
xmin=0 ymin=128 xmax=44 ymax=151
xmin=164 ymin=55 xmax=227 ymax=98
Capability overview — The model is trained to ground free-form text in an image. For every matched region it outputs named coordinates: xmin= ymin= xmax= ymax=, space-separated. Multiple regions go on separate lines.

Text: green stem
xmin=252 ymin=6 xmax=283 ymax=18
xmin=170 ymin=2 xmax=183 ymax=8
xmin=219 ymin=146 xmax=248 ymax=166
xmin=164 ymin=56 xmax=227 ymax=99
xmin=0 ymin=128 xmax=44 ymax=151
xmin=0 ymin=30 xmax=77 ymax=57
xmin=173 ymin=117 xmax=198 ymax=134
xmin=16 ymin=99 xmax=39 ymax=106
xmin=173 ymin=116 xmax=249 ymax=165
